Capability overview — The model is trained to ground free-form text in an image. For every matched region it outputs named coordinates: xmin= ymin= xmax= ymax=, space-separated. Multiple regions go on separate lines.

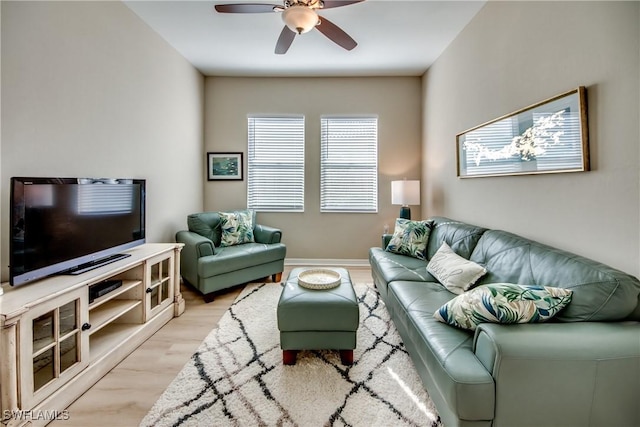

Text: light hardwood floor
xmin=51 ymin=266 xmax=372 ymax=427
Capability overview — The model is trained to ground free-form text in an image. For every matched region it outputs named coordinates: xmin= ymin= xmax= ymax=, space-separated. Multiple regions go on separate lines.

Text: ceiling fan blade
xmin=275 ymin=26 xmax=296 ymax=54
xmin=315 ymin=15 xmax=357 ymax=51
xmin=321 ymin=0 xmax=365 ymax=9
xmin=214 ymin=3 xmax=280 ymax=13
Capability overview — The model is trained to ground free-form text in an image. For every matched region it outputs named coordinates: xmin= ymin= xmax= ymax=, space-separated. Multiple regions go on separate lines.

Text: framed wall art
xmin=457 ymin=87 xmax=589 ymax=178
xmin=207 ymin=152 xmax=243 ymax=181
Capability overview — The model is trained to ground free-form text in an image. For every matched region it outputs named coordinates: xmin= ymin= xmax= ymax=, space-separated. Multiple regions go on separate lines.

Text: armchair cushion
xmin=198 ymin=242 xmax=286 ymax=277
xmin=187 ymin=212 xmax=222 ymax=244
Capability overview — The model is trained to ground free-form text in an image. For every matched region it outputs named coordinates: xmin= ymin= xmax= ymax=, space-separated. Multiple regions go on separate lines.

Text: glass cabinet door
xmin=146 ymin=256 xmax=173 ymax=319
xmin=20 ymin=288 xmax=89 ymax=408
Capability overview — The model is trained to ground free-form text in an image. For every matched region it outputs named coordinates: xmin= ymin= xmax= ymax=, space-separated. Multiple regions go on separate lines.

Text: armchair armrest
xmin=473 ymin=322 xmax=640 ymax=426
xmin=176 ymin=230 xmax=215 ymax=257
xmin=254 ymin=224 xmax=282 ymax=244
xmin=175 ymin=230 xmax=216 ymax=288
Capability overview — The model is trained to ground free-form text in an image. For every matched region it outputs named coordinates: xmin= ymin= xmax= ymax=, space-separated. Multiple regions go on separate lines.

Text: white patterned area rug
xmin=140 ymin=282 xmax=443 ymax=427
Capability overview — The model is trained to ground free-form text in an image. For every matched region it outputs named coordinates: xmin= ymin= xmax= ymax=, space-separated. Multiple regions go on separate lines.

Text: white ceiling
xmin=124 ymin=0 xmax=486 ymax=77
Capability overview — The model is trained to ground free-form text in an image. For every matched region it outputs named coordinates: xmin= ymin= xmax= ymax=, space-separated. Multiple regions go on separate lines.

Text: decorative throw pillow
xmin=218 ymin=210 xmax=255 ymax=247
xmin=385 ymin=218 xmax=431 ymax=260
xmin=427 ymin=242 xmax=487 ymax=294
xmin=434 ymin=283 xmax=573 ymax=331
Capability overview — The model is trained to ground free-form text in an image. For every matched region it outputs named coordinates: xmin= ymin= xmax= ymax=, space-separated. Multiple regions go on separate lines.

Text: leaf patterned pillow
xmin=218 ymin=210 xmax=255 ymax=247
xmin=434 ymin=283 xmax=573 ymax=331
xmin=385 ymin=218 xmax=431 ymax=260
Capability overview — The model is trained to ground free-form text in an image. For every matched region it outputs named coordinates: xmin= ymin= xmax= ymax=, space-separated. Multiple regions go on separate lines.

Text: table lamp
xmin=391 ymin=180 xmax=420 ymax=220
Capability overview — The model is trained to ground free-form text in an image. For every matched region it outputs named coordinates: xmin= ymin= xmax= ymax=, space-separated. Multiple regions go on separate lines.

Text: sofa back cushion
xmin=426 ymin=217 xmax=487 ymax=261
xmin=470 ymin=230 xmax=640 ymax=322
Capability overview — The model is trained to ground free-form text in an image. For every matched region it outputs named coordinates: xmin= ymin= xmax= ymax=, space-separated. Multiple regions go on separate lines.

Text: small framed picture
xmin=207 ymin=152 xmax=243 ymax=181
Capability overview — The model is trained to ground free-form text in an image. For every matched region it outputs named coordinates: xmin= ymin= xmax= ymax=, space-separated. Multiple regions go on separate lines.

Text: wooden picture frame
xmin=207 ymin=152 xmax=243 ymax=181
xmin=456 ymin=87 xmax=589 ymax=178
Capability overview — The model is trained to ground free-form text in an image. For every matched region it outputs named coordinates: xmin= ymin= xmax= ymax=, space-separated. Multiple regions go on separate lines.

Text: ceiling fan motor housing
xmin=282 ymin=5 xmax=320 ymax=34
xmin=284 ymin=0 xmax=323 ymax=9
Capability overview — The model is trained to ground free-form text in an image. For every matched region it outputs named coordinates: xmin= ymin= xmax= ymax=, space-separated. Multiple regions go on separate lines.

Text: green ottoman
xmin=277 ymin=267 xmax=359 ymax=365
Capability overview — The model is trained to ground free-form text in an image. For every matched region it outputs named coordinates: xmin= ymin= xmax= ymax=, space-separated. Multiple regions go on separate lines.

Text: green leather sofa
xmin=176 ymin=212 xmax=286 ymax=302
xmin=369 ymin=217 xmax=640 ymax=427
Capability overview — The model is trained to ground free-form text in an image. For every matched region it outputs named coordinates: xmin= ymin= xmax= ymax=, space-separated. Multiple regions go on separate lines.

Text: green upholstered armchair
xmin=176 ymin=211 xmax=286 ymax=302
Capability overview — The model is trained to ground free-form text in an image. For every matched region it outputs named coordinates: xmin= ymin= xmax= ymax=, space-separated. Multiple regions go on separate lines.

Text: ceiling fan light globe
xmin=282 ymin=5 xmax=318 ymax=34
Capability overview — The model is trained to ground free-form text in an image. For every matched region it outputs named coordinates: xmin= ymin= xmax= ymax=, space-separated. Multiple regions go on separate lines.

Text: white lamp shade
xmin=391 ymin=180 xmax=420 ymax=206
xmin=282 ymin=5 xmax=319 ymax=34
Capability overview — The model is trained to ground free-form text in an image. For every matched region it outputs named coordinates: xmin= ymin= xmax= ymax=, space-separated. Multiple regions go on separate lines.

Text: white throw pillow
xmin=427 ymin=242 xmax=486 ymax=294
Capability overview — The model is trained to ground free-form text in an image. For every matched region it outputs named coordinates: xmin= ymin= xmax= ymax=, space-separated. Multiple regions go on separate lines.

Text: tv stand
xmin=65 ymin=253 xmax=132 ymax=275
xmin=0 ymin=243 xmax=184 ymax=427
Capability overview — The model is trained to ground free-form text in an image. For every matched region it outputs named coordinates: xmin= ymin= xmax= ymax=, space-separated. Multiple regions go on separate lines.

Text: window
xmin=247 ymin=115 xmax=305 ymax=212
xmin=320 ymin=116 xmax=378 ymax=213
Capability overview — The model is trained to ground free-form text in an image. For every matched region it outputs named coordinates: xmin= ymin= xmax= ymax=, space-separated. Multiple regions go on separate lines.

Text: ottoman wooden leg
xmin=340 ymin=350 xmax=354 ymax=365
xmin=283 ymin=350 xmax=298 ymax=365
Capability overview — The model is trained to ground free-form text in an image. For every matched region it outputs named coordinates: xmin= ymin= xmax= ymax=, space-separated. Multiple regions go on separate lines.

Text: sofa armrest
xmin=254 ymin=224 xmax=282 ymax=244
xmin=473 ymin=322 xmax=640 ymax=426
xmin=381 ymin=233 xmax=392 ymax=248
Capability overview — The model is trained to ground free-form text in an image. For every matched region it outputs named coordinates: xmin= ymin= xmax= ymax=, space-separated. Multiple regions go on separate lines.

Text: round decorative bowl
xmin=297 ymin=269 xmax=341 ymax=290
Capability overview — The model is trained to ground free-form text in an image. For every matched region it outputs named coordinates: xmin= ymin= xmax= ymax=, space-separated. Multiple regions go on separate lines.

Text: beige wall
xmin=1 ymin=1 xmax=205 ymax=281
xmin=422 ymin=1 xmax=640 ymax=276
xmin=204 ymin=77 xmax=422 ymax=261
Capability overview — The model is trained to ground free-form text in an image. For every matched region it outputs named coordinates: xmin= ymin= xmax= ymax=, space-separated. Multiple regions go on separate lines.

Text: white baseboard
xmin=284 ymin=258 xmax=369 ymax=267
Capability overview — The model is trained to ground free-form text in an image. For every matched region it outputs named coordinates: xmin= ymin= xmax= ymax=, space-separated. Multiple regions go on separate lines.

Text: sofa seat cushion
xmin=388 ymin=280 xmax=495 ymax=420
xmin=198 ymin=242 xmax=286 ymax=278
xmin=369 ymin=247 xmax=435 ymax=284
xmin=470 ymin=230 xmax=640 ymax=321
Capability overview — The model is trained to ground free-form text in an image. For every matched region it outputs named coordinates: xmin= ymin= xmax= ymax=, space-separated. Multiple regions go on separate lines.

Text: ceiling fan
xmin=214 ymin=0 xmax=365 ymax=54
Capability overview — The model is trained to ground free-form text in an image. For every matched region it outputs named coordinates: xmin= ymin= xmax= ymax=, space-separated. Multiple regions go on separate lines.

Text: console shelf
xmin=0 ymin=243 xmax=184 ymax=427
xmin=89 ymin=323 xmax=140 ymax=361
xmin=89 ymin=299 xmax=142 ymax=334
xmin=89 ymin=280 xmax=141 ymax=309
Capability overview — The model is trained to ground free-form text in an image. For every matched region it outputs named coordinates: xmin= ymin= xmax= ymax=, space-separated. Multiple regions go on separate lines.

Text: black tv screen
xmin=10 ymin=177 xmax=146 ymax=287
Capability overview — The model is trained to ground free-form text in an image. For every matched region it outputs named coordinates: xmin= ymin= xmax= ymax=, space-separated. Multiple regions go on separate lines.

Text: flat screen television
xmin=10 ymin=177 xmax=146 ymax=287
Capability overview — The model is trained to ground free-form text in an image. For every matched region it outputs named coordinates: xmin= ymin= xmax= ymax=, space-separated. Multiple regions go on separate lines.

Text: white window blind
xmin=247 ymin=115 xmax=305 ymax=212
xmin=320 ymin=116 xmax=378 ymax=213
